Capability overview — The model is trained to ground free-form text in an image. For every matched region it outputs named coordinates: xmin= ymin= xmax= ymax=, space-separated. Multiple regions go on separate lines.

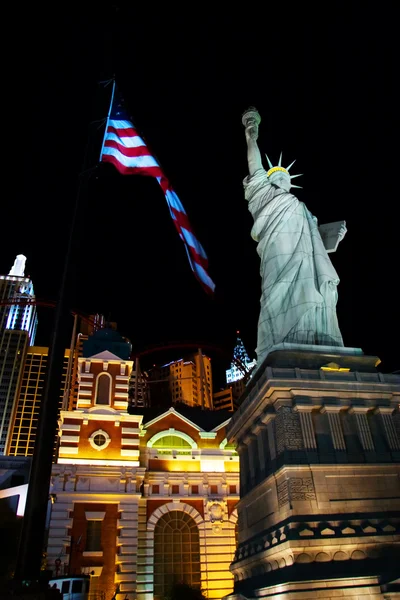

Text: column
xmin=294 ymin=405 xmax=317 ymax=451
xmin=263 ymin=413 xmax=277 ymax=462
xmin=237 ymin=442 xmax=249 ymax=495
xmin=136 ymin=497 xmax=152 ymax=600
xmin=375 ymin=407 xmax=400 ymax=450
xmin=252 ymin=423 xmax=266 ymax=465
xmin=47 ymin=498 xmax=74 ymax=577
xmin=243 ymin=433 xmax=257 ymax=486
xmin=349 ymin=407 xmax=374 ymax=451
xmin=252 ymin=422 xmax=267 ymax=481
xmin=321 ymin=406 xmax=346 ymax=451
xmin=117 ymin=500 xmax=139 ymax=599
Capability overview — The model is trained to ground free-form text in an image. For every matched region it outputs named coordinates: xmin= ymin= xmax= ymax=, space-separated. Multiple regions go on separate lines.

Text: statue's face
xmin=269 ymin=171 xmax=291 ymax=192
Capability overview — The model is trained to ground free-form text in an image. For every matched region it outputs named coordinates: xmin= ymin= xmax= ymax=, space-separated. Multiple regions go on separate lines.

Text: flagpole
xmin=99 ymin=78 xmax=116 ymax=161
xmin=13 ymin=90 xmax=99 ymax=585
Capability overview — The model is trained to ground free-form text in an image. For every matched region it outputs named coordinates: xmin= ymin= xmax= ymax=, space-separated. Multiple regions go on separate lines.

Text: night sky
xmin=2 ymin=6 xmax=398 ymax=387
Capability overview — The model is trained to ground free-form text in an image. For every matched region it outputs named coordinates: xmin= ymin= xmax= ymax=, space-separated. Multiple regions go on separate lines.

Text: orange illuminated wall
xmin=68 ymin=502 xmax=118 ymax=599
xmin=76 ymin=354 xmax=132 ymax=412
xmin=58 ymin=413 xmax=141 ymax=463
xmin=58 ymin=350 xmax=142 ymax=464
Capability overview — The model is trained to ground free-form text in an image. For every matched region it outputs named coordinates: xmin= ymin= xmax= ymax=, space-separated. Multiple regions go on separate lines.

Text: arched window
xmin=153 ymin=435 xmax=191 ymax=449
xmin=96 ymin=373 xmax=111 ymax=405
xmin=147 ymin=429 xmax=197 ymax=450
xmin=153 ymin=511 xmax=200 ymax=599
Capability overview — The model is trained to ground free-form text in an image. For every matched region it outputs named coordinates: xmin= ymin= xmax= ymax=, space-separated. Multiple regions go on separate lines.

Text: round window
xmin=93 ymin=433 xmax=107 ymax=447
xmin=89 ymin=429 xmax=111 ymax=451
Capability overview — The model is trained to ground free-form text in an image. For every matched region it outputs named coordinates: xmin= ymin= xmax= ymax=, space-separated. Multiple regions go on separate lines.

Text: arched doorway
xmin=153 ymin=510 xmax=201 ymax=599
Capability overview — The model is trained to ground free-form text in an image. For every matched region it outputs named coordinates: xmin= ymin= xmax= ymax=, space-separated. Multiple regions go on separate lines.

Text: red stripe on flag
xmin=104 ymin=139 xmax=156 ymax=159
xmin=158 ymin=176 xmax=173 ymax=194
xmin=106 ymin=124 xmax=140 ymax=138
xmin=170 ymin=205 xmax=192 ymax=235
xmin=169 ymin=217 xmax=209 ymax=271
xmin=102 ymin=154 xmax=163 ymax=178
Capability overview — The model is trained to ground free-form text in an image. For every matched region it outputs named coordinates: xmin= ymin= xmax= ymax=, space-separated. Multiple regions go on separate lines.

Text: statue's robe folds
xmin=244 ymin=168 xmax=344 ymax=364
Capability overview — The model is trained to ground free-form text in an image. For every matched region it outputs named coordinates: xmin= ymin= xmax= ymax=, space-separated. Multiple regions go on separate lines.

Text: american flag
xmin=100 ymin=83 xmax=215 ymax=295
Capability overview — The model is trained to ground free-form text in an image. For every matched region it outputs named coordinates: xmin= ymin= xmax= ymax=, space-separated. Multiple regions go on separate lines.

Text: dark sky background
xmin=1 ymin=5 xmax=398 ymax=388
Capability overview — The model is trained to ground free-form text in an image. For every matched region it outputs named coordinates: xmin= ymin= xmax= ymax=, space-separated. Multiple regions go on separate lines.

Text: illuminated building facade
xmin=6 ymin=347 xmax=70 ymax=457
xmin=225 ymin=352 xmax=400 ymax=599
xmin=213 ymin=387 xmax=235 ymax=412
xmin=46 ymin=340 xmax=239 ymax=600
xmin=0 ymin=256 xmax=38 ymax=454
xmin=148 ymin=351 xmax=213 ymax=409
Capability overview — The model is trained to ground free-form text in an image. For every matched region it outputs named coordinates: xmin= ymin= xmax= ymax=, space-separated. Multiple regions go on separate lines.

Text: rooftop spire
xmin=232 ymin=333 xmax=251 ymax=366
xmin=9 ymin=254 xmax=27 ymax=277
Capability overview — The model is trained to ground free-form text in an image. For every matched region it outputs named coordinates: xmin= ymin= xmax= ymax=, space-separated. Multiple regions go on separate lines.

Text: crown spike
xmin=290 ymin=183 xmax=302 ymax=189
xmin=265 ymin=154 xmax=273 ymax=169
xmin=290 ymin=173 xmax=303 ymax=180
xmin=286 ymin=159 xmax=296 ymax=171
xmin=278 ymin=152 xmax=283 ymax=166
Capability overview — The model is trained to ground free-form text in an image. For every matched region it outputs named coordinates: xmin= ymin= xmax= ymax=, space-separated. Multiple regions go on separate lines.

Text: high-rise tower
xmin=0 ymin=255 xmax=38 ymax=454
xmin=225 ymin=333 xmax=256 ymax=402
xmin=147 ymin=350 xmax=213 ymax=409
xmin=6 ymin=347 xmax=70 ymax=457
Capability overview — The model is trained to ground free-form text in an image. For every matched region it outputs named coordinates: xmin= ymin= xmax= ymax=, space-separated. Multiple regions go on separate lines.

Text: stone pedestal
xmin=224 ymin=349 xmax=400 ymax=600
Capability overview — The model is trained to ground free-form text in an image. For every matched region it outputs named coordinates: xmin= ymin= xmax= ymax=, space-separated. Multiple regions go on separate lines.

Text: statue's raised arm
xmin=242 ymin=107 xmax=263 ymax=176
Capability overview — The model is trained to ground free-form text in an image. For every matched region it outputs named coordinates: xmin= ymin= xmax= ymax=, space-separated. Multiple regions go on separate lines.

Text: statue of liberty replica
xmin=242 ymin=107 xmax=347 ymax=367
xmin=223 ymin=109 xmax=400 ymax=600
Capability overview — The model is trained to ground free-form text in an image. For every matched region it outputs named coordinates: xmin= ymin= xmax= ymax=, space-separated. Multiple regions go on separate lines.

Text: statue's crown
xmin=267 ymin=166 xmax=289 ymax=177
xmin=266 ymin=153 xmax=302 ymax=188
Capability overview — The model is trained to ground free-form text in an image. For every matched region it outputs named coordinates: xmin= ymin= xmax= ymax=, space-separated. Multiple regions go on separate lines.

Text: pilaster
xmin=237 ymin=443 xmax=249 ymax=495
xmin=375 ymin=407 xmax=400 ymax=450
xmin=242 ymin=433 xmax=257 ymax=485
xmin=294 ymin=404 xmax=317 ymax=451
xmin=349 ymin=406 xmax=375 ymax=451
xmin=251 ymin=421 xmax=268 ymax=480
xmin=321 ymin=406 xmax=346 ymax=451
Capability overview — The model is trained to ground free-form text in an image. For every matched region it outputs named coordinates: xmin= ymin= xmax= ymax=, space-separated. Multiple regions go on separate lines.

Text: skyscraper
xmin=225 ymin=333 xmax=256 ymax=402
xmin=0 ymin=255 xmax=38 ymax=454
xmin=6 ymin=347 xmax=70 ymax=457
xmin=147 ymin=350 xmax=213 ymax=409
